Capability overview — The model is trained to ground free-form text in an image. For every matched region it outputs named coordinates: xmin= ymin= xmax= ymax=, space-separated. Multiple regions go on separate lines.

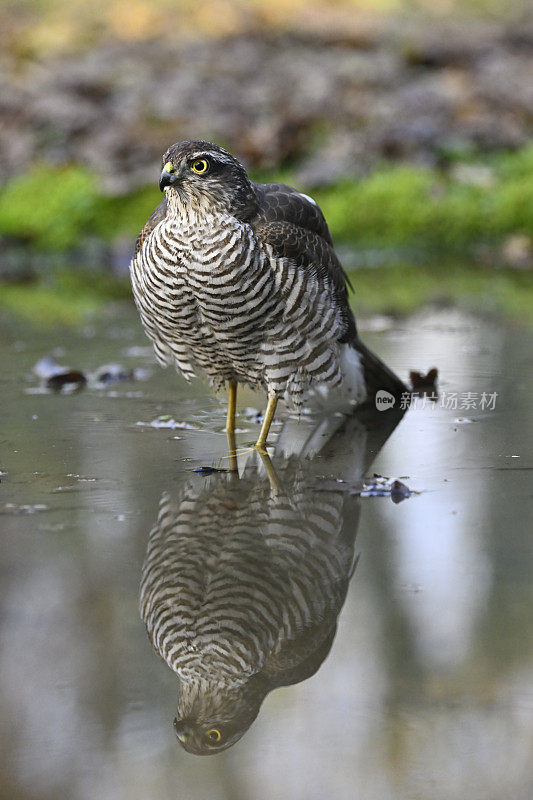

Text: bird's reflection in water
xmin=140 ymin=408 xmax=403 ymax=755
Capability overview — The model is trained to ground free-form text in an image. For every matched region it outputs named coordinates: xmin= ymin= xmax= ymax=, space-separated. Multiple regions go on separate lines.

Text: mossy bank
xmin=1 ymin=146 xmax=532 ymax=324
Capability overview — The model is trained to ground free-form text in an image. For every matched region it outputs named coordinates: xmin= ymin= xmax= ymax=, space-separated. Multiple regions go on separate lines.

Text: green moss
xmin=0 ymin=147 xmax=532 ymax=325
xmin=92 ymin=186 xmax=162 ymax=240
xmin=0 ymin=163 xmax=161 ymax=250
xmin=0 ymin=165 xmax=100 ymax=249
xmin=1 ymin=146 xmax=533 ymax=252
xmin=314 ymin=151 xmax=533 ymax=248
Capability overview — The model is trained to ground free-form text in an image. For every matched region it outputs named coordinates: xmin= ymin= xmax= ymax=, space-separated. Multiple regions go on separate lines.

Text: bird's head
xmin=159 ymin=140 xmax=257 ymax=219
xmin=172 ymin=676 xmax=267 ymax=756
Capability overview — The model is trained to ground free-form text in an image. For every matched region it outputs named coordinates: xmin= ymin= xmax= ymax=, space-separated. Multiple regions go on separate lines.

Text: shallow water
xmin=1 ymin=304 xmax=532 ymax=800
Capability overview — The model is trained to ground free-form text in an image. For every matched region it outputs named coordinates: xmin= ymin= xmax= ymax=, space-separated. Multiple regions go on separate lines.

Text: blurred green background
xmin=0 ymin=0 xmax=532 ymax=324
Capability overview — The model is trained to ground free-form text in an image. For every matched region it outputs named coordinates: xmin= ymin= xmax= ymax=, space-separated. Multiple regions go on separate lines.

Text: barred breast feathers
xmin=140 ymin=466 xmax=357 ymax=689
xmin=131 ymin=193 xmax=363 ymax=407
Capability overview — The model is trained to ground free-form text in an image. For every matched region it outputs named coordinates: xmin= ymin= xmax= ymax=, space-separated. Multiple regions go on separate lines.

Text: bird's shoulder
xmin=262 ymin=623 xmax=338 ymax=688
xmin=134 ymin=198 xmax=167 ymax=256
xmin=251 ymin=182 xmax=334 ymax=245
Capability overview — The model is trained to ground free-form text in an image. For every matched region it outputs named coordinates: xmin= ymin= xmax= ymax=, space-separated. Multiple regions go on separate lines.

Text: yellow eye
xmin=206 ymin=728 xmax=221 ymax=742
xmin=191 ymin=159 xmax=209 ymax=175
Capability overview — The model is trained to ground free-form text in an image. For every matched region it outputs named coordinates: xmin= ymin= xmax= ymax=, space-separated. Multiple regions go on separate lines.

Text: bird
xmin=139 ymin=406 xmax=405 ymax=755
xmin=130 ymin=140 xmax=406 ymax=449
xmin=140 ymin=454 xmax=360 ymax=756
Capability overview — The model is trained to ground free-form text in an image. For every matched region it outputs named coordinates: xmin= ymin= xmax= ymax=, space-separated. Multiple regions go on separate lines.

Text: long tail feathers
xmin=352 ymin=337 xmax=407 ymax=400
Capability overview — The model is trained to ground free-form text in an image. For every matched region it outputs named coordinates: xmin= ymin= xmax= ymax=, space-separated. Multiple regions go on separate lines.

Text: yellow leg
xmin=257 ymin=448 xmax=281 ymax=494
xmin=255 ymin=393 xmax=278 ymax=452
xmin=226 ymin=380 xmax=237 ymax=435
xmin=226 ymin=430 xmax=238 ymax=475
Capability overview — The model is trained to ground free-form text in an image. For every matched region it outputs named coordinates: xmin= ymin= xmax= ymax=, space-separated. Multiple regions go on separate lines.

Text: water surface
xmin=1 ymin=305 xmax=531 ymax=799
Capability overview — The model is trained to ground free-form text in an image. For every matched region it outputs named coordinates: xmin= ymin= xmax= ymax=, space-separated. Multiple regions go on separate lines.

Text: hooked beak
xmin=159 ymin=161 xmax=177 ymax=192
xmin=173 ymin=718 xmax=192 ymax=744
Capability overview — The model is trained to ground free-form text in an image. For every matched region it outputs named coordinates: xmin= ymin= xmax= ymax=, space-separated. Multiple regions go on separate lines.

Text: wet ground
xmin=1 ymin=303 xmax=532 ymax=800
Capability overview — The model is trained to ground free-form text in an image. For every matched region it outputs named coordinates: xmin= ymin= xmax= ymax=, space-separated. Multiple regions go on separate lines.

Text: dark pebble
xmin=46 ymin=370 xmax=87 ymax=393
xmin=94 ymin=363 xmax=135 ymax=385
xmin=390 ymin=479 xmax=412 ymax=504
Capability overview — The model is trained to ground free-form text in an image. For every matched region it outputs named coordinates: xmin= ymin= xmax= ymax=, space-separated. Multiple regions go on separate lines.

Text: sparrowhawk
xmin=140 ymin=459 xmax=359 ymax=755
xmin=139 ymin=409 xmax=404 ymax=754
xmin=130 ymin=140 xmax=405 ymax=448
